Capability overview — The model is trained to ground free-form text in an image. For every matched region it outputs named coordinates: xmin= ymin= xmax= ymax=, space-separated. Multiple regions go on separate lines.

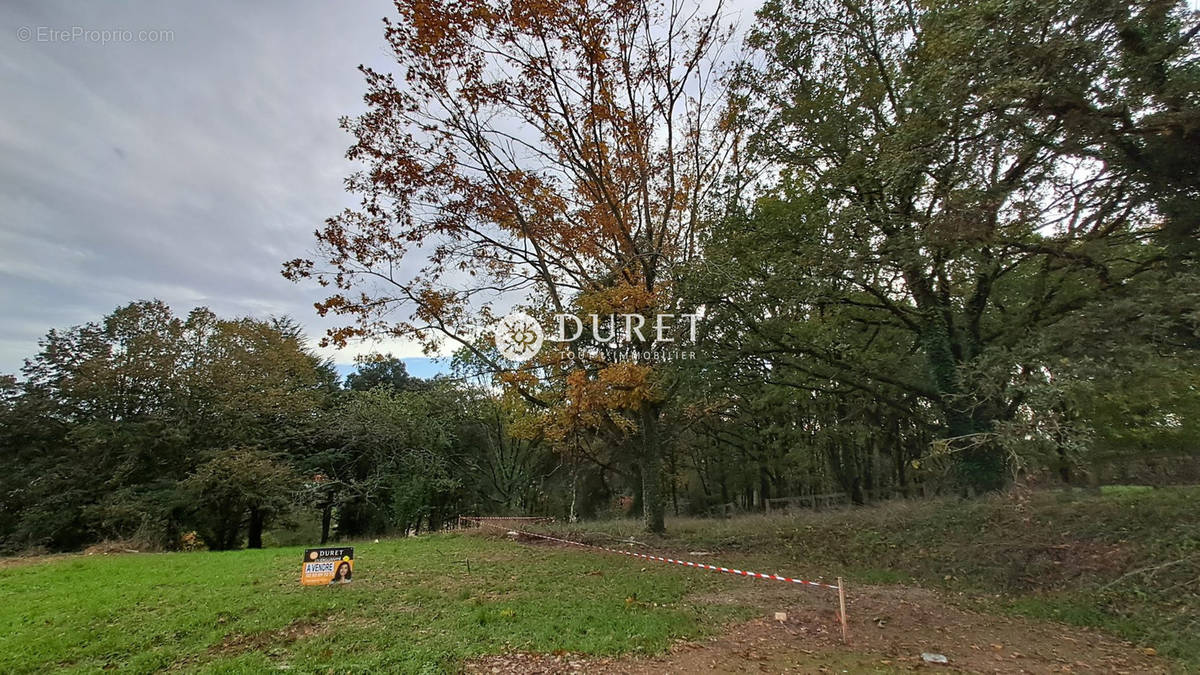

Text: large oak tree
xmin=709 ymin=0 xmax=1198 ymax=491
xmin=286 ymin=0 xmax=743 ymax=531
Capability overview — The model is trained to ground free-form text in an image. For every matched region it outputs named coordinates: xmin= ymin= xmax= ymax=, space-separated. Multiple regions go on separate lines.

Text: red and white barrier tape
xmin=460 ymin=516 xmax=556 ymax=522
xmin=460 ymin=516 xmax=839 ymax=591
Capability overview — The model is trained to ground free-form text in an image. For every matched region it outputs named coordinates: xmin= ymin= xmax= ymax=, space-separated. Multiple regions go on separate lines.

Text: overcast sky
xmin=0 ymin=0 xmax=775 ymax=377
xmin=0 ymin=0 xmax=415 ymax=375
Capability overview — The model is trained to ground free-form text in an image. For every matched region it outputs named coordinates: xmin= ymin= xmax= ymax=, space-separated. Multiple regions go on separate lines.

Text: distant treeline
xmin=1 ymin=290 xmax=1197 ymax=553
xmin=0 ymin=301 xmax=566 ymax=552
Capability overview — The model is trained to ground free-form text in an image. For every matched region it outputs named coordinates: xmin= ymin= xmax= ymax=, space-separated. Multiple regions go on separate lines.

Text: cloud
xmin=0 ymin=0 xmax=423 ymax=372
xmin=0 ymin=0 xmax=768 ymax=374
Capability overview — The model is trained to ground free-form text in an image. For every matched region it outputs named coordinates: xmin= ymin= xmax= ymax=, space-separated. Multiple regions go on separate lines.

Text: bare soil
xmin=465 ymin=581 xmax=1167 ymax=674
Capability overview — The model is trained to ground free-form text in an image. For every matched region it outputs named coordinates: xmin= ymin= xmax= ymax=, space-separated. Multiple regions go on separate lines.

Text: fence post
xmin=837 ymin=577 xmax=848 ymax=643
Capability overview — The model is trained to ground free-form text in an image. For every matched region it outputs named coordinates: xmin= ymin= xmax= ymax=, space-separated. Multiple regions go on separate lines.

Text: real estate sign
xmin=301 ymin=547 xmax=354 ymax=586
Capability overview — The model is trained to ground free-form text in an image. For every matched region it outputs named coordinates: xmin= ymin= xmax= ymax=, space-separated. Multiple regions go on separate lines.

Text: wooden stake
xmin=837 ymin=577 xmax=849 ymax=643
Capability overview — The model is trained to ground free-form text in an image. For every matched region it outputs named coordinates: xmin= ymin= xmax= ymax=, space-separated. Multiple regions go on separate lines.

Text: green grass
xmin=0 ymin=534 xmax=746 ymax=673
xmin=539 ymin=486 xmax=1200 ymax=667
xmin=5 ymin=488 xmax=1197 ymax=672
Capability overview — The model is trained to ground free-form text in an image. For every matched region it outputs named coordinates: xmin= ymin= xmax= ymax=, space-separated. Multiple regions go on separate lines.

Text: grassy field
xmin=0 ymin=535 xmax=746 ymax=673
xmin=2 ymin=487 xmax=1196 ymax=673
xmin=539 ymin=486 xmax=1200 ymax=668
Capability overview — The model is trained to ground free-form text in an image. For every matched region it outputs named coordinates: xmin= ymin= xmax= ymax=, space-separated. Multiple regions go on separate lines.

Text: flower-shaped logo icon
xmin=493 ymin=312 xmax=544 ymax=362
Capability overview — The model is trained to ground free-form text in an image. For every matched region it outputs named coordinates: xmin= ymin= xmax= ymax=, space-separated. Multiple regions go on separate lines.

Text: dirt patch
xmin=464 ymin=582 xmax=1168 ymax=674
xmin=1015 ymin=541 xmax=1134 ymax=590
xmin=165 ymin=617 xmax=336 ymax=671
xmin=82 ymin=541 xmax=146 ymax=556
xmin=0 ymin=552 xmax=75 ymax=570
xmin=1 ymin=543 xmax=154 ymax=569
xmin=208 ymin=618 xmax=329 ymax=657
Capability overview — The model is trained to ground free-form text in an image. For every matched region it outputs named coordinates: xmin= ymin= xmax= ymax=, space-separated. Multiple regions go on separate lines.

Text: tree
xmin=285 ymin=0 xmax=744 ymax=531
xmin=311 ymin=385 xmax=459 ymax=539
xmin=454 ymin=384 xmax=557 ymax=514
xmin=0 ymin=301 xmax=335 ymax=551
xmin=956 ymin=0 xmax=1200 ymax=267
xmin=714 ymin=0 xmax=1185 ymax=492
xmin=345 ymin=355 xmax=428 ymax=392
xmin=181 ymin=449 xmax=299 ymax=550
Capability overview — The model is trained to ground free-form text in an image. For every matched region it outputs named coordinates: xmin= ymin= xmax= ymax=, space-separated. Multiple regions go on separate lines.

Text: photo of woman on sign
xmin=329 ymin=561 xmax=352 ymax=584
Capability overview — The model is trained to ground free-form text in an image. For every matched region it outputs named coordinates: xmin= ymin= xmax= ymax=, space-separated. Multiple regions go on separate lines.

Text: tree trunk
xmin=849 ymin=477 xmax=865 ymax=505
xmin=641 ymin=406 xmax=665 ymax=534
xmin=208 ymin=502 xmax=242 ymax=551
xmin=669 ymin=447 xmax=679 ymax=516
xmin=320 ymin=503 xmax=333 ymax=545
xmin=905 ymin=270 xmax=1010 ymax=495
xmin=247 ymin=507 xmax=264 ymax=549
xmin=949 ymin=410 xmax=1006 ymax=493
xmin=923 ymin=313 xmax=1008 ymax=494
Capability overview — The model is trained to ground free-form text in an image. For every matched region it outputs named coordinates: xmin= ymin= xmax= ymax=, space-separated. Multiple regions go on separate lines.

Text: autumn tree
xmin=286 ymin=0 xmax=744 ymax=531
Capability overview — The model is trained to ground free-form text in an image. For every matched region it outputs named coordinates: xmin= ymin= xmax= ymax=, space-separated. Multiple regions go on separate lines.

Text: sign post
xmin=301 ymin=547 xmax=354 ymax=586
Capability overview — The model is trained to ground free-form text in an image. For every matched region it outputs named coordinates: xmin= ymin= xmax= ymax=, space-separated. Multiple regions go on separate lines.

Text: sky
xmin=3 ymin=0 xmax=1200 ymax=380
xmin=0 ymin=0 xmax=438 ymax=376
xmin=0 ymin=0 xmax=767 ymax=379
xmin=5 ymin=1 xmax=1196 ymax=379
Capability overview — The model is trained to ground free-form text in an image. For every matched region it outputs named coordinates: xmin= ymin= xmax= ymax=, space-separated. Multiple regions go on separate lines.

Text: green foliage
xmin=181 ymin=449 xmax=300 ymax=551
xmin=0 ymin=302 xmax=563 ymax=553
xmin=303 ymin=384 xmax=463 ymax=538
xmin=686 ymin=0 xmax=1200 ymax=494
xmin=344 ymin=355 xmax=429 ymax=392
xmin=0 ymin=301 xmax=336 ymax=552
